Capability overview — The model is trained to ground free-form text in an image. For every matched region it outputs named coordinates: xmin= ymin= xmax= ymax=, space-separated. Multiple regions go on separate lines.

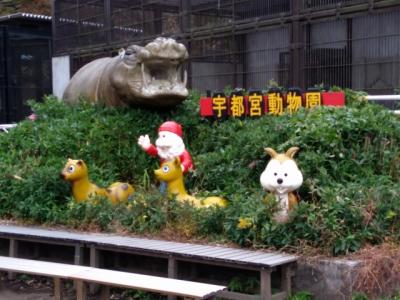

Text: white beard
xmin=156 ymin=131 xmax=185 ymax=161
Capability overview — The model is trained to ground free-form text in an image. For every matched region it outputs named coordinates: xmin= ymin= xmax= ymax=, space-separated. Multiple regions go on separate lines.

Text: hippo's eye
xmin=68 ymin=165 xmax=75 ymax=173
xmin=284 ymin=173 xmax=288 ymax=177
xmin=162 ymin=165 xmax=170 ymax=173
xmin=274 ymin=172 xmax=277 ymax=176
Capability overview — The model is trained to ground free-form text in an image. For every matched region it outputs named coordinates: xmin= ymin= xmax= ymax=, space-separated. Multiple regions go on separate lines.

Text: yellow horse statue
xmin=154 ymin=157 xmax=227 ymax=208
xmin=61 ymin=159 xmax=134 ymax=204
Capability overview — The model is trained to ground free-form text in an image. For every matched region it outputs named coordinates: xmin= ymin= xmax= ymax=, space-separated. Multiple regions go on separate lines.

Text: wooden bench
xmin=0 ymin=256 xmax=226 ymax=299
xmin=0 ymin=224 xmax=298 ymax=300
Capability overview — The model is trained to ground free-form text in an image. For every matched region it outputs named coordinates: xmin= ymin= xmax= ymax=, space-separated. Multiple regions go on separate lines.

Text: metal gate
xmin=52 ymin=0 xmax=400 ymax=94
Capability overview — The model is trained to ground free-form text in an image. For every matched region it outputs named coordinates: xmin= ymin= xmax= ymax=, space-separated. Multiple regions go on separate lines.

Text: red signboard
xmin=200 ymin=90 xmax=345 ymax=118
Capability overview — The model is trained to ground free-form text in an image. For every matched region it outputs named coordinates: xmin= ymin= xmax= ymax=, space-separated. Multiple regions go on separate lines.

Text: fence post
xmin=290 ymin=0 xmax=303 ymax=88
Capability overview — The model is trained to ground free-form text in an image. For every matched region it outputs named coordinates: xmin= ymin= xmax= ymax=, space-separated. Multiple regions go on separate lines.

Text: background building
xmin=0 ymin=13 xmax=52 ymax=123
xmin=51 ymin=0 xmax=399 ymax=96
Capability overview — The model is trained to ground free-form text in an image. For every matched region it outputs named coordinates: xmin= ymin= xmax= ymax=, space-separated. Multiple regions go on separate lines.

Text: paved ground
xmin=0 ymin=278 xmax=55 ymax=300
xmin=0 ymin=276 xmax=132 ymax=300
xmin=0 ymin=289 xmax=53 ymax=300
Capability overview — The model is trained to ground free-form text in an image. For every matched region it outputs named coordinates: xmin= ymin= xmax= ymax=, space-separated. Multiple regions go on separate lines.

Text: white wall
xmin=52 ymin=55 xmax=70 ymax=99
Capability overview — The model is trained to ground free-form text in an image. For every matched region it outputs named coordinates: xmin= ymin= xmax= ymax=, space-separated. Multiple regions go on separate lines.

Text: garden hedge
xmin=0 ymin=89 xmax=399 ymax=256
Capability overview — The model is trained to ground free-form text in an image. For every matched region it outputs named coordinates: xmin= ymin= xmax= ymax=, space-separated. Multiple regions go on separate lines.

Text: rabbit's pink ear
xmin=286 ymin=147 xmax=300 ymax=159
xmin=264 ymin=147 xmax=278 ymax=158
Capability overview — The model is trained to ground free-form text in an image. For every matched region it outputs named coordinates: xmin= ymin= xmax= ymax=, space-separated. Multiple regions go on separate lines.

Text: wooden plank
xmin=238 ymin=254 xmax=286 ymax=264
xmin=0 ymin=225 xmax=89 ymax=243
xmin=0 ymin=256 xmax=226 ymax=299
xmin=0 ymin=256 xmax=91 ymax=277
xmin=212 ymin=250 xmax=273 ymax=261
xmin=133 ymin=242 xmax=204 ymax=253
xmin=240 ymin=252 xmax=296 ymax=264
xmin=206 ymin=250 xmax=274 ymax=262
xmin=87 ymin=236 xmax=180 ymax=249
xmin=252 ymin=255 xmax=298 ymax=267
xmin=180 ymin=246 xmax=247 ymax=258
xmin=72 ymin=269 xmax=225 ymax=299
xmin=0 ymin=224 xmax=297 ymax=269
xmin=180 ymin=247 xmax=245 ymax=257
xmin=153 ymin=243 xmax=215 ymax=253
xmin=173 ymin=245 xmax=225 ymax=255
xmin=218 ymin=251 xmax=277 ymax=262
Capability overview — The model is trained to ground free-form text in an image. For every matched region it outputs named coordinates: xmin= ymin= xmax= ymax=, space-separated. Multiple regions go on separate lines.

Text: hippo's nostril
xmin=277 ymin=178 xmax=283 ymax=184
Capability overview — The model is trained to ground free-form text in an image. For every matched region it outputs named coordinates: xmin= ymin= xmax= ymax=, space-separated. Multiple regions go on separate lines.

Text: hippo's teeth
xmin=141 ymin=63 xmax=148 ymax=89
xmin=183 ymin=70 xmax=187 ymax=86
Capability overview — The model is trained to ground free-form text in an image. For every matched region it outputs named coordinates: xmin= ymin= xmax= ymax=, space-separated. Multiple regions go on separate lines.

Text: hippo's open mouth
xmin=140 ymin=59 xmax=188 ymax=99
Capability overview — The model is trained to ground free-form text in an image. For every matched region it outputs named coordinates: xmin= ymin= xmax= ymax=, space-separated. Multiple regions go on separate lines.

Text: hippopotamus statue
xmin=63 ymin=37 xmax=189 ymax=107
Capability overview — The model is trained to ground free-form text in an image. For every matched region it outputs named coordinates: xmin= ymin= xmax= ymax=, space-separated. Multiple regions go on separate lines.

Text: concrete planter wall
xmin=293 ymin=259 xmax=362 ymax=300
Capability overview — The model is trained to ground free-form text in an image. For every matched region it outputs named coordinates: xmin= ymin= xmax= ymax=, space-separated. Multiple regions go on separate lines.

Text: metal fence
xmin=53 ymin=0 xmax=400 ymax=94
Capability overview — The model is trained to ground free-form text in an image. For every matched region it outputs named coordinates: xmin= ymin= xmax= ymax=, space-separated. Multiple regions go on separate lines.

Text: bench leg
xmin=73 ymin=245 xmax=84 ymax=290
xmin=168 ymin=257 xmax=177 ymax=300
xmin=89 ymin=246 xmax=100 ymax=294
xmin=76 ymin=280 xmax=87 ymax=300
xmin=8 ymin=239 xmax=18 ymax=280
xmin=281 ymin=265 xmax=292 ymax=297
xmin=260 ymin=268 xmax=272 ymax=300
xmin=53 ymin=278 xmax=63 ymax=300
xmin=74 ymin=245 xmax=84 ymax=265
xmin=100 ymin=285 xmax=110 ymax=300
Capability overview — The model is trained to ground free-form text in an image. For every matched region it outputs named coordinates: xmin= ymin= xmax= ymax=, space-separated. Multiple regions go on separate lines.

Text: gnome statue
xmin=138 ymin=121 xmax=193 ymax=174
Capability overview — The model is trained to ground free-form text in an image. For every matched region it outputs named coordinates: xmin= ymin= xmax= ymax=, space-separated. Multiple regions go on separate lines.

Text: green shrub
xmin=289 ymin=291 xmax=314 ymax=300
xmin=0 ymin=90 xmax=399 ymax=255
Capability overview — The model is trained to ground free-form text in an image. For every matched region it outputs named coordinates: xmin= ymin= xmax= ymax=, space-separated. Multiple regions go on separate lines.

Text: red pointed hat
xmin=158 ymin=121 xmax=183 ymax=137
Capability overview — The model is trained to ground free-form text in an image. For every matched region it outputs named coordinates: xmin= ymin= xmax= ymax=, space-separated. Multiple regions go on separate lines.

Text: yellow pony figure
xmin=154 ymin=157 xmax=227 ymax=208
xmin=60 ymin=159 xmax=134 ymax=204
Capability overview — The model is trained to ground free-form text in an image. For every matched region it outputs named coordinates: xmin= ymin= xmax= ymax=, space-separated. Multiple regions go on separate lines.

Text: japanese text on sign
xmin=200 ymin=90 xmax=345 ymax=119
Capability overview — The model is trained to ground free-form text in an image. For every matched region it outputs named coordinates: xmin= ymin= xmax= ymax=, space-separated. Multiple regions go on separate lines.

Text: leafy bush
xmin=0 ymin=90 xmax=399 ymax=255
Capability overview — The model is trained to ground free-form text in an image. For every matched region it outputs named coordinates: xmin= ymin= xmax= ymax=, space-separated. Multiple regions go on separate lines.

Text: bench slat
xmin=0 ymin=256 xmax=91 ymax=278
xmin=0 ymin=256 xmax=225 ymax=299
xmin=0 ymin=224 xmax=298 ymax=267
xmin=73 ymin=268 xmax=224 ymax=299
